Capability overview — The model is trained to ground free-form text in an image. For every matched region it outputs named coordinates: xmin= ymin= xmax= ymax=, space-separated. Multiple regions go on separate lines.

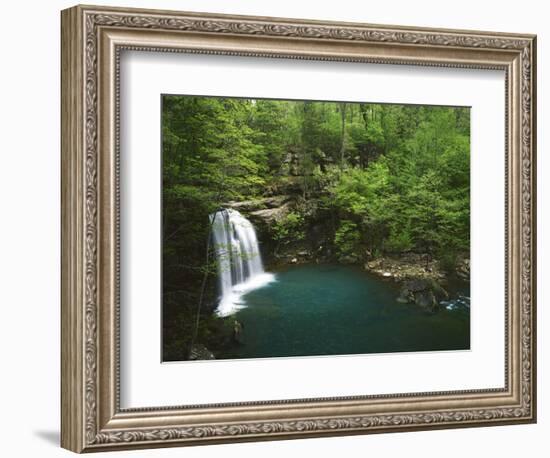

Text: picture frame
xmin=61 ymin=4 xmax=537 ymax=453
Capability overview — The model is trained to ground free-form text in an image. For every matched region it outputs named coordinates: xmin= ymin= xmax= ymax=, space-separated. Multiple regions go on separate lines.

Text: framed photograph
xmin=61 ymin=4 xmax=537 ymax=453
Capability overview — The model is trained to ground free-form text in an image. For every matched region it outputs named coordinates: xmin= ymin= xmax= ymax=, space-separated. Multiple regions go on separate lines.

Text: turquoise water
xmin=217 ymin=264 xmax=470 ymax=360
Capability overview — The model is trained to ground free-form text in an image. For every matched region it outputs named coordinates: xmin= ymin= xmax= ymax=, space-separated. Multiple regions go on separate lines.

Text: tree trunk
xmin=188 ymin=213 xmax=216 ymax=358
xmin=339 ymin=102 xmax=347 ymax=168
xmin=360 ymin=103 xmax=370 ymax=168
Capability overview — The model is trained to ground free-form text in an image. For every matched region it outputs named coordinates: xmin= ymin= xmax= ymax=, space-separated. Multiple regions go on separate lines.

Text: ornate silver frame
xmin=61 ymin=4 xmax=537 ymax=453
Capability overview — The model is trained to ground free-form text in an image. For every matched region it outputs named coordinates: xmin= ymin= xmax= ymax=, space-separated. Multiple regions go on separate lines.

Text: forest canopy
xmin=162 ymin=95 xmax=470 ymax=360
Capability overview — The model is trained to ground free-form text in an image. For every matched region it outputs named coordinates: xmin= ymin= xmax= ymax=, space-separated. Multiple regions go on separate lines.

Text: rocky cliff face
xmin=225 ymin=195 xmax=332 ymax=266
xmin=226 ymin=195 xmax=293 ymax=224
xmin=225 ymin=195 xmax=290 ymax=213
xmin=225 ymin=195 xmax=296 ymax=265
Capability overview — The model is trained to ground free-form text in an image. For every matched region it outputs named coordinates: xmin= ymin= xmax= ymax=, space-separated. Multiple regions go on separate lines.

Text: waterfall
xmin=210 ymin=208 xmax=275 ymax=316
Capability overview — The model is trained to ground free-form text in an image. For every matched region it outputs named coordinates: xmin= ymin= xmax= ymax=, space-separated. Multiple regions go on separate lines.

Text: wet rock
xmin=456 ymin=257 xmax=470 ymax=280
xmin=233 ymin=320 xmax=244 ymax=344
xmin=339 ymin=254 xmax=360 ymax=264
xmin=396 ymin=295 xmax=410 ymax=304
xmin=398 ymin=278 xmax=447 ymax=312
xmin=414 ymin=289 xmax=437 ymax=310
xmin=402 ymin=278 xmax=430 ymax=293
xmin=189 ymin=344 xmax=215 ymax=360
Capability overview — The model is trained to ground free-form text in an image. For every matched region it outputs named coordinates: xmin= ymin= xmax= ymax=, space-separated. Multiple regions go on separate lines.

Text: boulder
xmin=396 ymin=295 xmax=409 ymax=304
xmin=233 ymin=320 xmax=244 ymax=344
xmin=414 ymin=290 xmax=437 ymax=310
xmin=398 ymin=278 xmax=447 ymax=312
xmin=456 ymin=257 xmax=470 ymax=280
xmin=189 ymin=344 xmax=215 ymax=360
xmin=403 ymin=278 xmax=431 ymax=293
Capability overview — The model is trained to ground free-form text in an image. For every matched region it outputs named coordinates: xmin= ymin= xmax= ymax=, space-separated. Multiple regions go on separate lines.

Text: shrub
xmin=384 ymin=229 xmax=413 ymax=253
xmin=272 ymin=211 xmax=306 ymax=246
xmin=334 ymin=220 xmax=361 ymax=258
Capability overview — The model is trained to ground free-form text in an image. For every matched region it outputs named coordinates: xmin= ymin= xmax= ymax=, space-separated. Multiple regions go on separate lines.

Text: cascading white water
xmin=210 ymin=208 xmax=275 ymax=316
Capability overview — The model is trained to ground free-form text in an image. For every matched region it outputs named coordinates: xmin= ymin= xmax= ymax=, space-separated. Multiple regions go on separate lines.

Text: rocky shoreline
xmin=370 ymin=254 xmax=470 ymax=311
xmin=364 ymin=253 xmax=446 ymax=282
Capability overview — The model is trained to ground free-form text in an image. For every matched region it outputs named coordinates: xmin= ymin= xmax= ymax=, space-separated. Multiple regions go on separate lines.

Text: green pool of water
xmin=217 ymin=264 xmax=470 ymax=360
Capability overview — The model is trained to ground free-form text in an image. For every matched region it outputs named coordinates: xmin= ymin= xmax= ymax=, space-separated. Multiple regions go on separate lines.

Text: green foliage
xmin=385 ymin=229 xmax=414 ymax=253
xmin=272 ymin=212 xmax=306 ymax=246
xmin=327 ymin=105 xmax=470 ymax=261
xmin=331 ymin=161 xmax=390 ymax=217
xmin=334 ymin=220 xmax=361 ymax=257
